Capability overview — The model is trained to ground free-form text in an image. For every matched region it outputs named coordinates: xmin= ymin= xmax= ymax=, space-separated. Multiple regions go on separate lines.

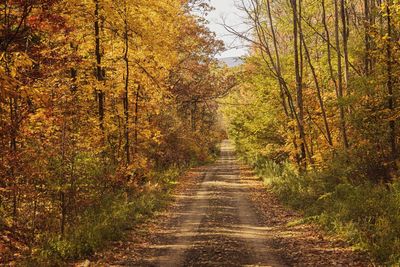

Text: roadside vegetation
xmin=25 ymin=166 xmax=209 ymax=265
xmin=223 ymin=0 xmax=400 ymax=265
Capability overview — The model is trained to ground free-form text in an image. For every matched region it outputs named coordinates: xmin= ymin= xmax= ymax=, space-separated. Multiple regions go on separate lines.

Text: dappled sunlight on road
xmin=150 ymin=140 xmax=284 ymax=267
xmin=87 ymin=141 xmax=370 ymax=267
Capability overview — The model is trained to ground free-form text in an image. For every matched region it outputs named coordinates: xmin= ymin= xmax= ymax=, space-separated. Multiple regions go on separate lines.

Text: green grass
xmin=23 ymin=167 xmax=183 ymax=266
xmin=244 ymin=154 xmax=400 ymax=265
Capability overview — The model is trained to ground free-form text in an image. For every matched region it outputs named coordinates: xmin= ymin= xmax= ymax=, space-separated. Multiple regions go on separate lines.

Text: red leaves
xmin=27 ymin=13 xmax=68 ymax=33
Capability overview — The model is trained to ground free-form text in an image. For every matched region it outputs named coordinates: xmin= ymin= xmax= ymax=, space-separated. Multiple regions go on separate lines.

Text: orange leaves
xmin=27 ymin=13 xmax=69 ymax=33
xmin=0 ymin=0 xmax=225 ymax=263
xmin=0 ymin=71 xmax=19 ymax=101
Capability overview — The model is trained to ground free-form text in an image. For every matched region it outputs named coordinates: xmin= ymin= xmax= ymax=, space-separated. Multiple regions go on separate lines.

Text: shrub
xmin=245 ymin=151 xmax=400 ymax=265
xmin=28 ymin=166 xmax=182 ymax=265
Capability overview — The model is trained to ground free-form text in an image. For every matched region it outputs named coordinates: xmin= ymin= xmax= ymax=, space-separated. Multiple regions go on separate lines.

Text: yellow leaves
xmin=0 ymin=70 xmax=19 ymax=100
xmin=10 ymin=52 xmax=33 ymax=70
xmin=381 ymin=34 xmax=391 ymax=42
xmin=152 ymin=131 xmax=162 ymax=145
xmin=385 ymin=110 xmax=400 ymax=122
xmin=0 ymin=52 xmax=34 ymax=102
xmin=0 ymin=52 xmax=33 ymax=79
xmin=287 ymin=119 xmax=298 ymax=130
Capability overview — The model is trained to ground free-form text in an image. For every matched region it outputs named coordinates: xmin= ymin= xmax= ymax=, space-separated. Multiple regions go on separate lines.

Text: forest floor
xmin=75 ymin=140 xmax=372 ymax=266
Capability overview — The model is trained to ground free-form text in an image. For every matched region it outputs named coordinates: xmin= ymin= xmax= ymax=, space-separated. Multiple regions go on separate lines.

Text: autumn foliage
xmin=223 ymin=0 xmax=400 ymax=264
xmin=0 ymin=0 xmax=229 ymax=263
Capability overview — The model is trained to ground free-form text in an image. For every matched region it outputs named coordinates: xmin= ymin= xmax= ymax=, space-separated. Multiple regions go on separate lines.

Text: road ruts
xmin=156 ymin=140 xmax=285 ymax=267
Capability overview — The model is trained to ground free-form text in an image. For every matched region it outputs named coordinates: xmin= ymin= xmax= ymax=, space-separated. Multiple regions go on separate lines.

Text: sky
xmin=205 ymin=0 xmax=248 ymax=58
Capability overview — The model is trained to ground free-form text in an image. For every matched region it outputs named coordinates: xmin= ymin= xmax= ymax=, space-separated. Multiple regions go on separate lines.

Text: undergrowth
xmin=244 ymin=154 xmax=400 ymax=265
xmin=23 ymin=167 xmax=183 ymax=266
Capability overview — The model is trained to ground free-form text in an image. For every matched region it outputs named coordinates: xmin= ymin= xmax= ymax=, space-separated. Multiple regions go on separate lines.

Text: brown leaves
xmin=241 ymin=165 xmax=372 ymax=266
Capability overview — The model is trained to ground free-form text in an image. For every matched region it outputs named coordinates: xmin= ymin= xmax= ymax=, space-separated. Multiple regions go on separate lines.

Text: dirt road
xmin=156 ymin=140 xmax=284 ymax=266
xmin=87 ymin=140 xmax=370 ymax=266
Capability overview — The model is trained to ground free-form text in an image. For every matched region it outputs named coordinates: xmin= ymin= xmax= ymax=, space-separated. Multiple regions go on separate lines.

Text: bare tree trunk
xmin=237 ymin=0 xmax=308 ymax=166
xmin=191 ymin=99 xmax=197 ymax=131
xmin=300 ymin=25 xmax=333 ymax=146
xmin=298 ymin=0 xmax=304 ymax=88
xmin=134 ymin=84 xmax=140 ymax=155
xmin=340 ymin=0 xmax=350 ymax=93
xmin=335 ymin=0 xmax=350 ymax=149
xmin=378 ymin=0 xmax=384 ymax=35
xmin=385 ymin=1 xmax=396 ymax=160
xmin=266 ymin=0 xmax=289 ymax=117
xmin=291 ymin=0 xmax=307 ymax=166
xmin=60 ymin=191 xmax=66 ymax=236
xmin=3 ymin=6 xmax=19 ymax=227
xmin=9 ymin=96 xmax=18 ymax=226
xmin=364 ymin=0 xmax=371 ymax=75
xmin=60 ymin=118 xmax=67 ymax=237
xmin=322 ymin=0 xmax=339 ymax=96
xmin=265 ymin=0 xmax=301 ymax=165
xmin=123 ymin=3 xmax=130 ymax=165
xmin=94 ymin=0 xmax=105 ymax=130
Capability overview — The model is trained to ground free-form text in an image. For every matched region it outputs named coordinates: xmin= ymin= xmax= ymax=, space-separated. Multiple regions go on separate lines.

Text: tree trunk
xmin=60 ymin=118 xmax=67 ymax=237
xmin=94 ymin=0 xmax=105 ymax=130
xmin=9 ymin=96 xmax=18 ymax=226
xmin=364 ymin=0 xmax=371 ymax=75
xmin=191 ymin=99 xmax=197 ymax=131
xmin=266 ymin=0 xmax=289 ymax=117
xmin=123 ymin=2 xmax=130 ymax=165
xmin=386 ymin=1 xmax=396 ymax=160
xmin=335 ymin=0 xmax=350 ymax=149
xmin=300 ymin=25 xmax=333 ymax=146
xmin=291 ymin=0 xmax=307 ymax=166
xmin=322 ymin=0 xmax=339 ymax=96
xmin=340 ymin=0 xmax=350 ymax=94
xmin=134 ymin=84 xmax=140 ymax=155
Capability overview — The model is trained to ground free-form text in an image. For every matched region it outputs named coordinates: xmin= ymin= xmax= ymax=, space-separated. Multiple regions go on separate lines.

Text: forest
xmin=1 ymin=0 xmax=400 ymax=266
xmin=223 ymin=0 xmax=400 ymax=264
xmin=0 ymin=0 xmax=230 ymax=264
